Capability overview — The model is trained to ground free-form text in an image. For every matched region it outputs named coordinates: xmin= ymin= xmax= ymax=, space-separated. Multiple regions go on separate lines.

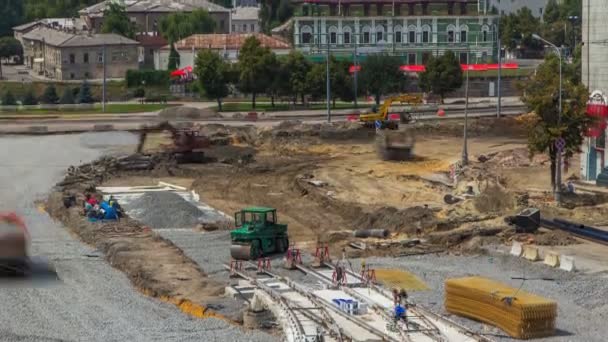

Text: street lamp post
xmin=326 ymin=38 xmax=331 ymax=123
xmin=462 ymin=60 xmax=470 ymax=166
xmin=532 ymin=33 xmax=563 ymax=203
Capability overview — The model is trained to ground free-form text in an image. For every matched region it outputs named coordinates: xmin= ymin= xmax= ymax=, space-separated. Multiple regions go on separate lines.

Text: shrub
xmin=40 ymin=84 xmax=59 ymax=104
xmin=77 ymin=81 xmax=94 ymax=104
xmin=2 ymin=90 xmax=17 ymax=105
xmin=21 ymin=89 xmax=38 ymax=105
xmin=125 ymin=70 xmax=169 ymax=88
xmin=60 ymin=88 xmax=75 ymax=104
xmin=133 ymin=87 xmax=145 ymax=98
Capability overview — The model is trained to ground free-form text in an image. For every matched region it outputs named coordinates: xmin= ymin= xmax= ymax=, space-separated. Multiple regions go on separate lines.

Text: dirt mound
xmin=534 ymin=230 xmax=580 ymax=246
xmin=259 ymin=121 xmax=373 ymax=143
xmin=354 ymin=206 xmax=437 ymax=234
xmin=158 ymin=106 xmax=219 ymax=119
xmin=481 ymin=148 xmax=549 ymax=168
xmin=474 ymin=185 xmax=514 ymax=214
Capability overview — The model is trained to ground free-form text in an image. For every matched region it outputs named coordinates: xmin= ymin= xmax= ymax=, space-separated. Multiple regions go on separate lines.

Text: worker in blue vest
xmin=394 ymin=303 xmax=406 ymax=321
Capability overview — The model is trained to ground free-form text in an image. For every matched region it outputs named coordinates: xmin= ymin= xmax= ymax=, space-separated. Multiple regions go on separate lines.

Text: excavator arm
xmin=136 ymin=121 xmax=177 ymax=154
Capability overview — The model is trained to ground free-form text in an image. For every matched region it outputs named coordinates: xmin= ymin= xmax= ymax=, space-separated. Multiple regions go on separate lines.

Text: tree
xmin=418 ymin=51 xmax=463 ymax=103
xmin=283 ymin=51 xmax=311 ymax=104
xmin=305 ymin=58 xmax=353 ymax=107
xmin=332 ymin=59 xmax=354 ymax=104
xmin=2 ymin=90 xmax=17 ymax=106
xmin=24 ymin=0 xmax=98 ymax=21
xmin=168 ymin=44 xmax=180 ymax=70
xmin=520 ymin=54 xmax=591 ymax=189
xmin=305 ymin=63 xmax=326 ymax=101
xmin=237 ymin=36 xmax=273 ymax=108
xmin=500 ymin=8 xmax=541 ymax=53
xmin=159 ymin=9 xmax=215 ymax=43
xmin=0 ymin=0 xmax=24 ymax=37
xmin=59 ymin=87 xmax=75 ymax=104
xmin=22 ymin=88 xmax=38 ymax=105
xmin=78 ymin=81 xmax=94 ymax=104
xmin=543 ymin=0 xmax=561 ymax=24
xmin=101 ymin=2 xmax=136 ymax=38
xmin=40 ymin=84 xmax=59 ymax=104
xmin=277 ymin=0 xmax=293 ymax=22
xmin=0 ymin=37 xmax=24 ymax=61
xmin=264 ymin=53 xmax=286 ymax=108
xmin=360 ymin=54 xmax=406 ymax=105
xmin=194 ymin=49 xmax=231 ymax=111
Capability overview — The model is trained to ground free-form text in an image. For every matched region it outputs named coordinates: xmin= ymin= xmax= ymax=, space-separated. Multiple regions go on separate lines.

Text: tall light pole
xmin=102 ymin=44 xmax=107 ymax=113
xmin=496 ymin=18 xmax=502 ymax=118
xmin=533 ymin=33 xmax=562 ymax=203
xmin=353 ymin=36 xmax=358 ymax=108
xmin=462 ymin=61 xmax=470 ymax=166
xmin=326 ymin=36 xmax=331 ymax=123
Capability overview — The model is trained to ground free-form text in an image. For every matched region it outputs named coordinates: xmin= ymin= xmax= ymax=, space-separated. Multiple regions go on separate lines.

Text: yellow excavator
xmin=359 ymin=94 xmax=424 ymax=130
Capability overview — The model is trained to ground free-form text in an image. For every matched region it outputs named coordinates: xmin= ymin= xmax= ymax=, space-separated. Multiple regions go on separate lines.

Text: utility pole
xmin=496 ymin=18 xmax=501 ymax=117
xmin=462 ymin=63 xmax=470 ymax=166
xmin=102 ymin=44 xmax=107 ymax=113
xmin=354 ymin=36 xmax=358 ymax=108
xmin=326 ymin=37 xmax=331 ymax=123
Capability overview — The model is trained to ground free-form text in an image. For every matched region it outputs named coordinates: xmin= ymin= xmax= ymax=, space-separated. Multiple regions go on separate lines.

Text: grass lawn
xmin=0 ymin=103 xmax=174 ymax=115
xmin=214 ymin=102 xmax=362 ymax=112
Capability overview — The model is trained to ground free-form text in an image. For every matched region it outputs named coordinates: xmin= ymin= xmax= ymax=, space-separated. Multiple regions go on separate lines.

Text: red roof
xmin=167 ymin=33 xmax=291 ymax=51
xmin=136 ymin=34 xmax=169 ymax=47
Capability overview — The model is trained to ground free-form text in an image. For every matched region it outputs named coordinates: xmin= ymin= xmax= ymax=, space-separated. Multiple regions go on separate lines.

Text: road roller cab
xmin=230 ymin=207 xmax=289 ymax=260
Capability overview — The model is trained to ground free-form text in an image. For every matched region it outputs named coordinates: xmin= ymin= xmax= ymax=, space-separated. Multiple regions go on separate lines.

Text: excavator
xmin=359 ymin=94 xmax=424 ymax=130
xmin=136 ymin=121 xmax=211 ymax=163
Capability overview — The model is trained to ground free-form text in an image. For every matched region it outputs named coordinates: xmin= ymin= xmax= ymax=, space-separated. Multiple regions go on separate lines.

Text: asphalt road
xmin=0 ymin=133 xmax=272 ymax=342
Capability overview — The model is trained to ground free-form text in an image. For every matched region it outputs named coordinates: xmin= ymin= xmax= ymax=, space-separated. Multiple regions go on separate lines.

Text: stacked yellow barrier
xmin=445 ymin=277 xmax=557 ymax=339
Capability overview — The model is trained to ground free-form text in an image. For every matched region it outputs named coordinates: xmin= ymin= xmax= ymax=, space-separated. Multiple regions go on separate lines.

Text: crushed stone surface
xmin=122 ymin=191 xmax=227 ymax=229
xmin=357 ymin=251 xmax=608 ymax=342
xmin=0 ymin=133 xmax=274 ymax=342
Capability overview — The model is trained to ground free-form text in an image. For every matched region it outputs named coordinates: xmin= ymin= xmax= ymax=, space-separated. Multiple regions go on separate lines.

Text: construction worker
xmin=399 ymin=288 xmax=408 ymax=304
xmin=394 ymin=303 xmax=406 ymax=322
xmin=392 ymin=288 xmax=400 ymax=306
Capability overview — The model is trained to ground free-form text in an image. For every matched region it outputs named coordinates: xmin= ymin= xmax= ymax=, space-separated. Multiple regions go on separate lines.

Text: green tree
xmin=59 ymin=87 xmax=75 ymax=104
xmin=543 ymin=0 xmax=561 ymax=24
xmin=40 ymin=84 xmax=59 ymax=104
xmin=500 ymin=8 xmax=541 ymax=52
xmin=101 ymin=2 xmax=136 ymax=38
xmin=2 ymin=90 xmax=17 ymax=106
xmin=264 ymin=53 xmax=286 ymax=108
xmin=159 ymin=9 xmax=216 ymax=43
xmin=21 ymin=88 xmax=38 ymax=105
xmin=168 ymin=44 xmax=180 ymax=70
xmin=360 ymin=54 xmax=406 ymax=105
xmin=305 ymin=58 xmax=353 ymax=107
xmin=283 ymin=51 xmax=311 ymax=104
xmin=24 ymin=0 xmax=98 ymax=21
xmin=78 ymin=81 xmax=94 ymax=104
xmin=418 ymin=51 xmax=463 ymax=103
xmin=332 ymin=59 xmax=354 ymax=104
xmin=305 ymin=63 xmax=326 ymax=100
xmin=195 ymin=49 xmax=231 ymax=111
xmin=237 ymin=36 xmax=273 ymax=108
xmin=520 ymin=54 xmax=590 ymax=189
xmin=0 ymin=0 xmax=24 ymax=37
xmin=0 ymin=37 xmax=24 ymax=61
xmin=277 ymin=0 xmax=293 ymax=22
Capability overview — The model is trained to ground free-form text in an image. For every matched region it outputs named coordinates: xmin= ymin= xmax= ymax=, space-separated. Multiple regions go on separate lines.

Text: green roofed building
xmin=292 ymin=0 xmax=499 ymax=64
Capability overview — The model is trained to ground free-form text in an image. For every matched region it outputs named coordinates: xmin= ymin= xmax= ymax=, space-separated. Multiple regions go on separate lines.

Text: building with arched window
xmin=292 ymin=0 xmax=497 ymax=64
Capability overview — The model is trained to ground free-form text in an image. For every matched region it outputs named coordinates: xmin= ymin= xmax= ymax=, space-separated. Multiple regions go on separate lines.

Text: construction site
xmin=5 ymin=108 xmax=608 ymax=341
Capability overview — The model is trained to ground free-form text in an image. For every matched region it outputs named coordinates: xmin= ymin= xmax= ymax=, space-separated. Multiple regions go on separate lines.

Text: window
xmin=483 ymin=30 xmax=488 ymax=42
xmin=422 ymin=30 xmax=429 ymax=43
xmin=130 ymin=17 xmax=136 ymax=23
xmin=303 ymin=5 xmax=309 ymax=15
xmin=539 ymin=7 xmax=543 ymax=15
xmin=302 ymin=32 xmax=312 ymax=44
xmin=408 ymin=53 xmax=416 ymax=65
xmin=70 ymin=73 xmax=75 ymax=79
xmin=97 ymin=52 xmax=103 ymax=63
xmin=363 ymin=31 xmax=370 ymax=44
xmin=232 ymin=24 xmax=235 ymax=32
xmin=243 ymin=24 xmax=247 ymax=32
xmin=448 ymin=30 xmax=454 ymax=43
xmin=69 ymin=54 xmax=75 ymax=64
xmin=460 ymin=30 xmax=467 ymax=42
xmin=459 ymin=52 xmax=468 ymax=64
xmin=395 ymin=31 xmax=402 ymax=43
xmin=83 ymin=53 xmax=89 ymax=63
xmin=220 ymin=20 xmax=225 ymax=29
xmin=84 ymin=72 xmax=90 ymax=79
xmin=409 ymin=30 xmax=416 ymax=44
xmin=149 ymin=48 xmax=154 ymax=55
xmin=266 ymin=211 xmax=276 ymax=224
xmin=251 ymin=24 xmax=255 ymax=32
xmin=330 ymin=32 xmax=337 ymax=44
xmin=344 ymin=32 xmax=350 ymax=44
xmin=376 ymin=31 xmax=382 ymax=42
xmin=422 ymin=52 xmax=431 ymax=64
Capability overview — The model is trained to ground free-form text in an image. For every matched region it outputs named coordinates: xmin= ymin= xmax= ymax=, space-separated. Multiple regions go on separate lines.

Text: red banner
xmin=349 ymin=65 xmax=362 ymax=74
xmin=400 ymin=63 xmax=519 ymax=73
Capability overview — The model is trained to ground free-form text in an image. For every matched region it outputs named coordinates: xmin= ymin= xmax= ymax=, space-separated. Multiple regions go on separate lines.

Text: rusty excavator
xmin=136 ymin=121 xmax=211 ymax=163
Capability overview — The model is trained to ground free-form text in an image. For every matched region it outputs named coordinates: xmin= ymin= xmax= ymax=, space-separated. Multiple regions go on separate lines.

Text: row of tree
xmin=500 ymin=0 xmax=581 ymax=54
xmin=194 ymin=36 xmax=464 ymax=110
xmin=1 ymin=82 xmax=94 ymax=105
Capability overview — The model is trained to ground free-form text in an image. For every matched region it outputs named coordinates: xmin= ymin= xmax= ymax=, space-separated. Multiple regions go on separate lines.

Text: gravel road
xmin=0 ymin=133 xmax=273 ymax=342
xmin=359 ymin=251 xmax=608 ymax=342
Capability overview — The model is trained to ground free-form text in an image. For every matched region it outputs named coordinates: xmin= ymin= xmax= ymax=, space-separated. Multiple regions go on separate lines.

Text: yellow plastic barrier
xmin=510 ymin=241 xmax=523 ymax=257
xmin=543 ymin=251 xmax=560 ymax=268
xmin=559 ymin=255 xmax=576 ymax=272
xmin=445 ymin=277 xmax=557 ymax=339
xmin=522 ymin=245 xmax=541 ymax=261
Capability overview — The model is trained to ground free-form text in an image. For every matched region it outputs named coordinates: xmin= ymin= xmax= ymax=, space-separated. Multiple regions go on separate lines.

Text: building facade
xmin=231 ymin=6 xmax=261 ymax=33
xmin=580 ymin=0 xmax=608 ymax=183
xmin=154 ymin=33 xmax=290 ymax=69
xmin=292 ymin=0 xmax=498 ymax=64
xmin=79 ymin=0 xmax=231 ymax=34
xmin=21 ymin=27 xmax=139 ymax=80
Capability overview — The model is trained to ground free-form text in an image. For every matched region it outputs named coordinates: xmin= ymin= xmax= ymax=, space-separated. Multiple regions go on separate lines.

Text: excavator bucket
xmin=230 ymin=244 xmax=253 ymax=260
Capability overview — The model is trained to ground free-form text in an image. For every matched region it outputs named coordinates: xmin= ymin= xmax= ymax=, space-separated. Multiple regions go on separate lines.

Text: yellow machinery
xmin=359 ymin=94 xmax=424 ymax=129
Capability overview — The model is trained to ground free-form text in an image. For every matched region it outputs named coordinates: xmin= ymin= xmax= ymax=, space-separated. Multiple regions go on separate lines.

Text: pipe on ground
xmin=353 ymin=229 xmax=390 ymax=239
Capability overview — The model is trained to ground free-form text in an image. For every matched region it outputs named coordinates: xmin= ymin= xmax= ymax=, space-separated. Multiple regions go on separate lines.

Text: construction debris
xmin=445 ymin=276 xmax=557 ymax=339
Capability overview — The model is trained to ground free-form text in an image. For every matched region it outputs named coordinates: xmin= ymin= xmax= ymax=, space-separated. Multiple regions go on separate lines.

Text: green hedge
xmin=125 ymin=70 xmax=170 ymax=88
